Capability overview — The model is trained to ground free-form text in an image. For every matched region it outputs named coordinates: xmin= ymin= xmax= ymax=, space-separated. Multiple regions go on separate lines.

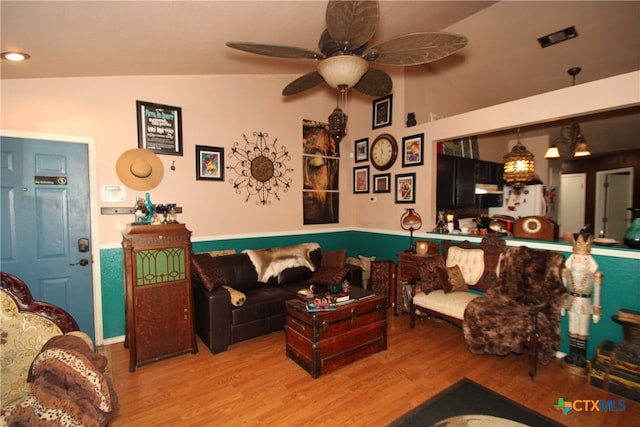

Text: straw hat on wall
xmin=116 ymin=148 xmax=164 ymax=190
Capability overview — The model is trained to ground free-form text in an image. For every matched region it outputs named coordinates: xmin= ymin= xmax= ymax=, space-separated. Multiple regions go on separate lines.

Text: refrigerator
xmin=488 ymin=184 xmax=547 ymax=218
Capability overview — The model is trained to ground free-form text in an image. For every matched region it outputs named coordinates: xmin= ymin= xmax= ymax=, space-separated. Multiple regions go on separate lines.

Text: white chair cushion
xmin=412 ymin=289 xmax=479 ymax=320
xmin=446 ymin=247 xmax=484 ymax=286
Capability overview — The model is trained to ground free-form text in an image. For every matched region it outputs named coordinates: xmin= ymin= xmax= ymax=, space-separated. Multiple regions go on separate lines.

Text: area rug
xmin=388 ymin=378 xmax=564 ymax=427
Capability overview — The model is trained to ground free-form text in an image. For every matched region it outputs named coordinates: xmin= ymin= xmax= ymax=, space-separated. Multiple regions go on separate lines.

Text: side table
xmin=395 ymin=252 xmax=440 ymax=315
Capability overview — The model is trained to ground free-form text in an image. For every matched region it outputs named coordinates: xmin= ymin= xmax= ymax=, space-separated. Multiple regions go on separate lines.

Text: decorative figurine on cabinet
xmin=561 ymin=232 xmax=603 ymax=375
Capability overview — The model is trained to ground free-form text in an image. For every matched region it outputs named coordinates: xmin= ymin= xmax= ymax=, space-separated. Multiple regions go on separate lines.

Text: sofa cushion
xmin=231 ymin=287 xmax=293 ymax=325
xmin=445 ymin=247 xmax=484 ymax=285
xmin=413 ymin=289 xmax=479 ymax=320
xmin=309 ymin=267 xmax=349 ymax=285
xmin=437 ymin=265 xmax=469 ymax=293
xmin=418 ymin=255 xmax=446 ymax=293
xmin=192 ymin=253 xmax=228 ymax=291
xmin=278 ymin=266 xmax=313 ymax=285
xmin=322 ymin=249 xmax=347 ymax=268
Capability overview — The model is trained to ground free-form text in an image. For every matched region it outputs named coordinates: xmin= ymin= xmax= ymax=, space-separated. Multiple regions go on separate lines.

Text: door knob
xmin=70 ymin=258 xmax=89 ymax=266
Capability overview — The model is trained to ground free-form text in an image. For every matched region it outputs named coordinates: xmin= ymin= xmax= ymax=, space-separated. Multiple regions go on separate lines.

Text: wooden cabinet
xmin=395 ymin=252 xmax=440 ymax=316
xmin=122 ymin=223 xmax=197 ymax=372
xmin=437 ymin=154 xmax=476 ymax=209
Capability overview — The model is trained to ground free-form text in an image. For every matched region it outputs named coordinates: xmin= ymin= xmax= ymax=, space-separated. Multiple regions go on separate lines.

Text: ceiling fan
xmin=226 ymin=0 xmax=468 ymax=97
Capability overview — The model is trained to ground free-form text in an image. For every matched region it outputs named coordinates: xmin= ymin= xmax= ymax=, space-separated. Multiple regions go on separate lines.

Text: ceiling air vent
xmin=537 ymin=26 xmax=578 ymax=48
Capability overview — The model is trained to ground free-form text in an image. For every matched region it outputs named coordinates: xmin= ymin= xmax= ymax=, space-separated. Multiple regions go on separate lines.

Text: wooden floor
xmin=106 ymin=310 xmax=639 ymax=426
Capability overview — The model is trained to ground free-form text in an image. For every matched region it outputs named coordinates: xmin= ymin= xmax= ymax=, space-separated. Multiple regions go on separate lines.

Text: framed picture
xmin=402 ymin=133 xmax=424 ymax=167
xmin=372 ymin=94 xmax=393 ymax=129
xmin=136 ymin=100 xmax=183 ymax=156
xmin=373 ymin=173 xmax=391 ymax=193
xmin=395 ymin=172 xmax=416 ymax=203
xmin=195 ymin=145 xmax=225 ymax=181
xmin=355 ymin=138 xmax=369 ymax=162
xmin=353 ymin=165 xmax=369 ymax=193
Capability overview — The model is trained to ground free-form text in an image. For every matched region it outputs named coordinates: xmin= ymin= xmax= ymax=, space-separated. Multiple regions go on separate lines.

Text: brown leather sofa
xmin=191 ymin=247 xmax=363 ymax=354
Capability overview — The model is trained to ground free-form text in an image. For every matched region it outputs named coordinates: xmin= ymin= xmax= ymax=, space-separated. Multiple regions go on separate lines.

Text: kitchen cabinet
xmin=437 ymin=155 xmax=503 ymax=209
xmin=476 ymin=160 xmax=503 ymax=185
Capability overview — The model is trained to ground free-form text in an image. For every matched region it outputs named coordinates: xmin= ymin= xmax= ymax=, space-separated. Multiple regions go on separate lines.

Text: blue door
xmin=1 ymin=136 xmax=95 ymax=340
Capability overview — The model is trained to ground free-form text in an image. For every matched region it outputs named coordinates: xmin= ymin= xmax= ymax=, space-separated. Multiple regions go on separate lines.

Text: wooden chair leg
xmin=528 ymin=306 xmax=544 ymax=380
xmin=528 ymin=328 xmax=539 ymax=379
xmin=409 ymin=301 xmax=416 ymax=329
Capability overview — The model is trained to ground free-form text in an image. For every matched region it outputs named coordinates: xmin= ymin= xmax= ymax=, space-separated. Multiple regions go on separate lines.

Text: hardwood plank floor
xmin=106 ymin=311 xmax=639 ymax=426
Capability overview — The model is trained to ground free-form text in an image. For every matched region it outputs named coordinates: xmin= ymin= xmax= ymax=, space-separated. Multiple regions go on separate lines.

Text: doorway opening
xmin=595 ymin=167 xmax=633 ymax=241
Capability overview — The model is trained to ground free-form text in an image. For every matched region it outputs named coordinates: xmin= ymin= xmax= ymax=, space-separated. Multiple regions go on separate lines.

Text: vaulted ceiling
xmin=2 ymin=1 xmax=639 ymax=155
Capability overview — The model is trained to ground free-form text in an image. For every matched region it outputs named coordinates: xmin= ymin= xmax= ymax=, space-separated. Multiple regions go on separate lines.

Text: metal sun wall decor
xmin=226 ymin=131 xmax=293 ymax=205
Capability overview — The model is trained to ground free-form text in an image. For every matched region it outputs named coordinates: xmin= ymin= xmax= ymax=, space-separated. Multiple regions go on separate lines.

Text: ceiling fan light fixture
xmin=317 ymin=55 xmax=369 ymax=89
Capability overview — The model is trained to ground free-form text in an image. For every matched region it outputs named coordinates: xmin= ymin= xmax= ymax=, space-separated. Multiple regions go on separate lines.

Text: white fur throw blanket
xmin=243 ymin=243 xmax=319 ymax=283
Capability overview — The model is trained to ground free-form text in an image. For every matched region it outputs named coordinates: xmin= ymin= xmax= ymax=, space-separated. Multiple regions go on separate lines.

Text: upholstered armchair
xmin=462 ymin=246 xmax=566 ymax=379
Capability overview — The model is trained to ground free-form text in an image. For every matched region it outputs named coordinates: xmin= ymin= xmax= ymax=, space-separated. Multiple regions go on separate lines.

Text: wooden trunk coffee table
xmin=285 ymin=295 xmax=387 ymax=378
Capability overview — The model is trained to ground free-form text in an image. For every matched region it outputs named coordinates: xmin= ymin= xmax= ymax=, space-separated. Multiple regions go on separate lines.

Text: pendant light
xmin=544 ymin=67 xmax=592 ymax=159
xmin=503 ymin=128 xmax=535 ymax=189
xmin=328 ymin=86 xmax=348 ymax=143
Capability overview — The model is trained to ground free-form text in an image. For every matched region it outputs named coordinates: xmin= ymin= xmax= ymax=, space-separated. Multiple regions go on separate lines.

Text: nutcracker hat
xmin=116 ymin=149 xmax=164 ymax=190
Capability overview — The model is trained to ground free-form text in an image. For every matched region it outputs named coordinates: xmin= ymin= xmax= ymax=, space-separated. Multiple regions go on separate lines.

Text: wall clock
xmin=370 ymin=133 xmax=398 ymax=171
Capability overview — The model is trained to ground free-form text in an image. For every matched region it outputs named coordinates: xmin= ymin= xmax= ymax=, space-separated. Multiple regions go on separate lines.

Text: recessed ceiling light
xmin=1 ymin=51 xmax=31 ymax=62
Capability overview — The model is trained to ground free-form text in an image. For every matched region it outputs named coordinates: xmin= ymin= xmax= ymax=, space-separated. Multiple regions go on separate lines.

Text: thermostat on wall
xmin=101 ymin=185 xmax=126 ymax=202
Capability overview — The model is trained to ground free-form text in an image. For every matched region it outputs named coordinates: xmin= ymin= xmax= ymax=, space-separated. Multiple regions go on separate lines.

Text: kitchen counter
xmin=424 ymin=232 xmax=640 ymax=260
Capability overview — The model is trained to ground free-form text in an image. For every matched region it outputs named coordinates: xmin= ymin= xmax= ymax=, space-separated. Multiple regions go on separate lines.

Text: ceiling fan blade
xmin=226 ymin=42 xmax=325 ymax=60
xmin=364 ymin=32 xmax=468 ymax=66
xmin=282 ymin=72 xmax=325 ymax=96
xmin=326 ymin=0 xmax=379 ymax=52
xmin=353 ymin=68 xmax=392 ymax=97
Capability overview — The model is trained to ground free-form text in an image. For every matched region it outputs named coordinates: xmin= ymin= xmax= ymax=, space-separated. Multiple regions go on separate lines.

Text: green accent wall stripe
xmin=99 ymin=230 xmax=639 ymax=362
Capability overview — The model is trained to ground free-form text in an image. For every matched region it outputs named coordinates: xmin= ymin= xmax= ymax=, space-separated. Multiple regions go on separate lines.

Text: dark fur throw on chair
xmin=463 ymin=246 xmax=566 ymax=376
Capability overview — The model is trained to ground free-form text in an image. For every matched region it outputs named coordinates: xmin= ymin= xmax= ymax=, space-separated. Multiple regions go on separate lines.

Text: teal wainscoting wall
xmin=99 ymin=229 xmax=639 ymax=361
xmin=99 ymin=230 xmax=410 ymax=341
xmin=100 ymin=248 xmax=125 ymax=340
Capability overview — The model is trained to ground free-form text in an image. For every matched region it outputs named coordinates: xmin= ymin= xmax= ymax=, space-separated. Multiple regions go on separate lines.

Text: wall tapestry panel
xmin=302 ymin=120 xmax=340 ymax=224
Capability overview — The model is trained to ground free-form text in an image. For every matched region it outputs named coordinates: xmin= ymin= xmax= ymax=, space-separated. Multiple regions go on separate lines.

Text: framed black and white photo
xmin=373 ymin=173 xmax=391 ymax=193
xmin=137 ymin=100 xmax=183 ymax=156
xmin=195 ymin=145 xmax=224 ymax=181
xmin=355 ymin=138 xmax=369 ymax=162
xmin=402 ymin=133 xmax=424 ymax=167
xmin=372 ymin=94 xmax=393 ymax=129
xmin=353 ymin=165 xmax=369 ymax=193
xmin=395 ymin=172 xmax=416 ymax=203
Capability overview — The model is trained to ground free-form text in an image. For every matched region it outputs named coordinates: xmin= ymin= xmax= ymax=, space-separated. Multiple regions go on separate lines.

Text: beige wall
xmin=1 ymin=74 xmax=380 ymax=245
xmin=2 ymin=70 xmax=638 ymax=247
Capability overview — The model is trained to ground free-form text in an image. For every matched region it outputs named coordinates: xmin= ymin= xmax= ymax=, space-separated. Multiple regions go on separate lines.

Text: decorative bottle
xmin=143 ymin=192 xmax=154 ymax=224
xmin=623 ymin=208 xmax=640 ymax=249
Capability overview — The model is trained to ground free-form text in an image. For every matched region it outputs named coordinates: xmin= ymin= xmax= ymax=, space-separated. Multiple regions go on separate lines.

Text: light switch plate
xmin=101 ymin=185 xmax=126 ymax=202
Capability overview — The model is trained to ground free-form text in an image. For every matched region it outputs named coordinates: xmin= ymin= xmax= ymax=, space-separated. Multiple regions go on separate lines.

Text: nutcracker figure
xmin=561 ymin=232 xmax=603 ymax=375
